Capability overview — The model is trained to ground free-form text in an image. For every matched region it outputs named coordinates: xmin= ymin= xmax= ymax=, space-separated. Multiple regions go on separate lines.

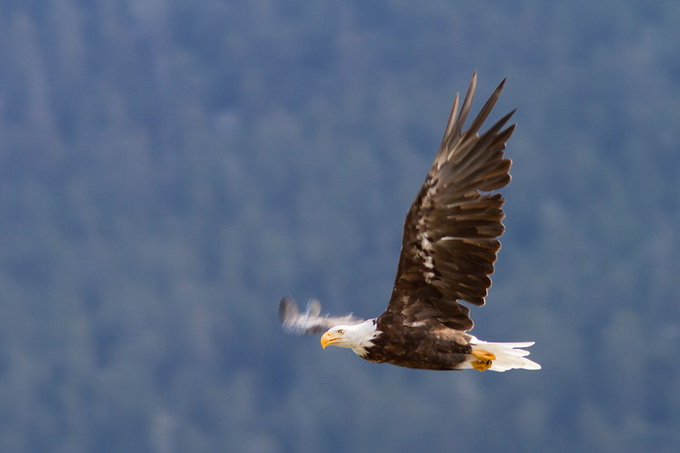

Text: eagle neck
xmin=350 ymin=319 xmax=381 ymax=357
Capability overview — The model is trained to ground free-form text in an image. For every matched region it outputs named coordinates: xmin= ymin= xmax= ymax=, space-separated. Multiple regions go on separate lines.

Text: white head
xmin=320 ymin=320 xmax=380 ymax=357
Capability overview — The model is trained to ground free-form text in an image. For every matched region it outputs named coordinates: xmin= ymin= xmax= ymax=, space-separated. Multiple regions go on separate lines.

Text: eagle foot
xmin=471 ymin=350 xmax=496 ymax=372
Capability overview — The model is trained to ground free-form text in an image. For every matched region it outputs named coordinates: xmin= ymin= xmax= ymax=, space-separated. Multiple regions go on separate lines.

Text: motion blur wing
xmin=279 ymin=297 xmax=365 ymax=335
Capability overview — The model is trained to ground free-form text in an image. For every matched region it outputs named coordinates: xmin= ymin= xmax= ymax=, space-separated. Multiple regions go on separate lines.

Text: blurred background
xmin=0 ymin=0 xmax=679 ymax=452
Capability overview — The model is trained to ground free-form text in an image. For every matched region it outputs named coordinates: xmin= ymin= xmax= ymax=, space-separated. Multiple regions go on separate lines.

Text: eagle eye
xmin=337 ymin=329 xmax=345 ymax=335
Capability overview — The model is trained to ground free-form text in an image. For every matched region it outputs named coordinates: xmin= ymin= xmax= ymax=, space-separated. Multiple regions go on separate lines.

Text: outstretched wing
xmin=384 ymin=73 xmax=515 ymax=332
xmin=279 ymin=297 xmax=365 ymax=335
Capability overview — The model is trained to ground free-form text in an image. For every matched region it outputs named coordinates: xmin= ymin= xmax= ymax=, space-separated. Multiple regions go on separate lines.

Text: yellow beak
xmin=320 ymin=331 xmax=337 ymax=349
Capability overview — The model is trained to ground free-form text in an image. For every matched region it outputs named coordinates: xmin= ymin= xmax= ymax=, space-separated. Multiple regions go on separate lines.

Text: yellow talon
xmin=472 ymin=350 xmax=496 ymax=362
xmin=472 ymin=360 xmax=492 ymax=371
xmin=471 ymin=349 xmax=496 ymax=372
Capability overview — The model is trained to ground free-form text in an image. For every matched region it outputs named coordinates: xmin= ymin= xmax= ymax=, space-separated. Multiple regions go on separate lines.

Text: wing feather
xmin=279 ymin=297 xmax=364 ymax=335
xmin=384 ymin=73 xmax=515 ymax=332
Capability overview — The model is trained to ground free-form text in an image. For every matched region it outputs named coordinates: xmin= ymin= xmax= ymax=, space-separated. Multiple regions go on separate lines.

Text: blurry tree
xmin=0 ymin=0 xmax=678 ymax=452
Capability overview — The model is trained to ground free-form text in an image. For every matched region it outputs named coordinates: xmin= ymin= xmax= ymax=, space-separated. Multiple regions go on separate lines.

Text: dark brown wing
xmin=384 ymin=73 xmax=515 ymax=332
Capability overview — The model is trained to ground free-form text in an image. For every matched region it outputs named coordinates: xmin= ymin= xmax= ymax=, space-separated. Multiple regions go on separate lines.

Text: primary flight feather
xmin=280 ymin=74 xmax=540 ymax=372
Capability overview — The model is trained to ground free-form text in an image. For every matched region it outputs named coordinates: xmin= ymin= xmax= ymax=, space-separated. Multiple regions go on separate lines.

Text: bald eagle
xmin=280 ymin=74 xmax=540 ymax=372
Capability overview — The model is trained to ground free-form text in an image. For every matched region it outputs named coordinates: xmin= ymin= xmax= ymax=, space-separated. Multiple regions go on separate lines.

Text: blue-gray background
xmin=1 ymin=1 xmax=678 ymax=452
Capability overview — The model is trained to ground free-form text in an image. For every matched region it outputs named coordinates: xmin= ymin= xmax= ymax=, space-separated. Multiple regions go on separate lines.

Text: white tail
xmin=463 ymin=337 xmax=541 ymax=372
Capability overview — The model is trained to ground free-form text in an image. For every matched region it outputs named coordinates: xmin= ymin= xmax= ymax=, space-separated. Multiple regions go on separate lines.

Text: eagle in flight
xmin=280 ymin=74 xmax=540 ymax=372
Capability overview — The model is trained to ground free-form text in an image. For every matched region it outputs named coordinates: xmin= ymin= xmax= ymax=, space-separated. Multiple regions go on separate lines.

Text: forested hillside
xmin=0 ymin=1 xmax=679 ymax=452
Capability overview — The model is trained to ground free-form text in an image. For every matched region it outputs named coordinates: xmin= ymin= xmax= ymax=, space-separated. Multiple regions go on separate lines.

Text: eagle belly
xmin=362 ymin=317 xmax=473 ymax=370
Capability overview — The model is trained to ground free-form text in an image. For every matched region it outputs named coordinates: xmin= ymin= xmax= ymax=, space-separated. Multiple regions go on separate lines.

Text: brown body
xmin=364 ymin=312 xmax=472 ymax=370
